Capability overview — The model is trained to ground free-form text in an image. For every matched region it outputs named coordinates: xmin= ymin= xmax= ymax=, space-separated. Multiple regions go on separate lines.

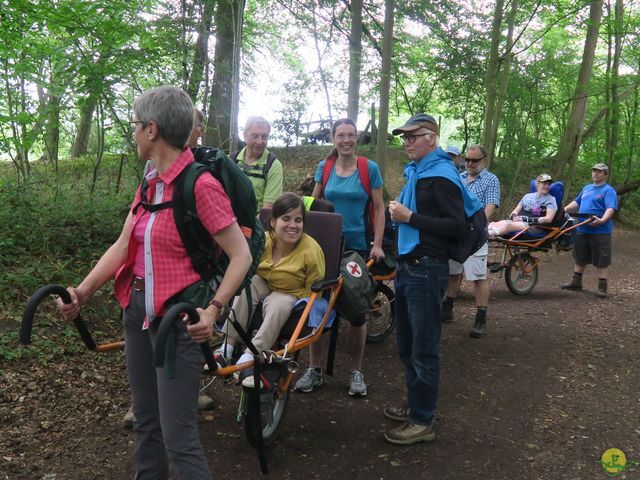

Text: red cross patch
xmin=346 ymin=261 xmax=362 ymax=278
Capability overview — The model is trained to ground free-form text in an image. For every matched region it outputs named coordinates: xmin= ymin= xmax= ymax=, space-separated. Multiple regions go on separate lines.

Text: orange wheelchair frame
xmin=19 ymin=210 xmax=348 ymax=475
xmin=488 ymin=215 xmax=594 ymax=295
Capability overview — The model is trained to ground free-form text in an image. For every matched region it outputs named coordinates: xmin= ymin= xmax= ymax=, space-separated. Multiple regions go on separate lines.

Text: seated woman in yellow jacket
xmin=215 ymin=192 xmax=325 ymax=366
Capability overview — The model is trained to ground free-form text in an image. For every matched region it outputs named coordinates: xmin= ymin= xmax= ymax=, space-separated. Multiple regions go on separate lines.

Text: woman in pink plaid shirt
xmin=57 ymin=86 xmax=251 ymax=479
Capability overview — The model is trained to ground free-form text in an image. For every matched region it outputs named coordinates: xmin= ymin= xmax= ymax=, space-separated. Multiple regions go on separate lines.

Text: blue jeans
xmin=394 ymin=256 xmax=449 ymax=426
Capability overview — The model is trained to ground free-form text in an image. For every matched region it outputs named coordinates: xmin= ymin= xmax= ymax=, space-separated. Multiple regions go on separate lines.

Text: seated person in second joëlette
xmin=215 ymin=192 xmax=325 ymax=367
xmin=488 ymin=173 xmax=557 ymax=237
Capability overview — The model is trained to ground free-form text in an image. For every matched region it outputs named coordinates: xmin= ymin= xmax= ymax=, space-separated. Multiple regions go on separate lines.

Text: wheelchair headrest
xmin=529 ymin=179 xmax=564 ymax=207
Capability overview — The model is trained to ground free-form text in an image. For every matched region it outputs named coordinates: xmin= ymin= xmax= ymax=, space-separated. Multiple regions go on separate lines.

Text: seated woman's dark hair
xmin=268 ymin=192 xmax=306 ymax=232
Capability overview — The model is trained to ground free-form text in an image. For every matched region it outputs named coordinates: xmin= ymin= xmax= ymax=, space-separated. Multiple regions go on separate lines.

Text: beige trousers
xmin=223 ymin=274 xmax=297 ymax=353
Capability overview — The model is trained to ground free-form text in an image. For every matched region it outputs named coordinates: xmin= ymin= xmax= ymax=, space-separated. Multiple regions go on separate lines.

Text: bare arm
xmin=591 ymin=207 xmax=616 ymax=226
xmin=370 ymin=187 xmax=385 ymax=259
xmin=57 ymin=211 xmax=132 ymax=320
xmin=538 ymin=208 xmax=557 ymax=224
xmin=509 ymin=204 xmax=523 ymax=219
xmin=189 ymin=222 xmax=252 ymax=343
xmin=311 ymin=182 xmax=323 ymax=199
xmin=564 ymin=200 xmax=579 ymax=213
xmin=484 ymin=204 xmax=499 ymax=221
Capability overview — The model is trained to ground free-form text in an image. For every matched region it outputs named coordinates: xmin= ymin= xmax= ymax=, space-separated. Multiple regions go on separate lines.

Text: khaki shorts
xmin=448 ymin=242 xmax=488 ymax=281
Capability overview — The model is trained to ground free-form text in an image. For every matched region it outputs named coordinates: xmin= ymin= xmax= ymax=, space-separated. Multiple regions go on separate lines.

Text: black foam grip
xmin=21 ymin=284 xmax=96 ymax=350
xmin=154 ymin=302 xmax=217 ymax=372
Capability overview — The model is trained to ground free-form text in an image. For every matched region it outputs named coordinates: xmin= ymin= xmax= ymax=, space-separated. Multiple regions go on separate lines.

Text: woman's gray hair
xmin=133 ymin=86 xmax=194 ymax=150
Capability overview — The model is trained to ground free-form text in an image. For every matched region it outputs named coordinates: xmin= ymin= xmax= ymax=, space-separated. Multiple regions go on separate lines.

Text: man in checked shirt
xmin=442 ymin=144 xmax=501 ymax=338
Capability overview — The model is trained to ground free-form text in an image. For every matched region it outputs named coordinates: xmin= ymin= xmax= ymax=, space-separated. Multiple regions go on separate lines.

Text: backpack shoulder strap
xmin=320 ymin=156 xmax=336 ymax=198
xmin=356 ymin=156 xmax=371 ymax=197
xmin=230 ymin=150 xmax=239 ymax=161
xmin=132 ymin=177 xmax=175 ymax=214
xmin=174 ymin=162 xmax=217 ymax=280
xmin=263 ymin=151 xmax=277 ymax=179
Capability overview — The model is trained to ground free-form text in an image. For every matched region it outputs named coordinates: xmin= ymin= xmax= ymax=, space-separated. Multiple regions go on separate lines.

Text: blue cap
xmin=446 ymin=146 xmax=461 ymax=156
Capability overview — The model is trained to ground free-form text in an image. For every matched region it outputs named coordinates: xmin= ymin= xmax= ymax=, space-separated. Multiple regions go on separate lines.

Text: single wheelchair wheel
xmin=243 ymin=378 xmax=290 ymax=447
xmin=366 ymin=283 xmax=395 ymax=344
xmin=505 ymin=253 xmax=539 ymax=295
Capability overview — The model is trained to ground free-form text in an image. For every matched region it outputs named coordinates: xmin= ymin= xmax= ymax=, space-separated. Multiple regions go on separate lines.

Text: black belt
xmin=401 ymin=256 xmax=447 ymax=266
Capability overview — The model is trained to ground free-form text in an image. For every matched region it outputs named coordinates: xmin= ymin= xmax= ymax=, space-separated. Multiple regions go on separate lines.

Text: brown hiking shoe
xmin=384 ymin=421 xmax=436 ymax=445
xmin=384 ymin=405 xmax=410 ymax=422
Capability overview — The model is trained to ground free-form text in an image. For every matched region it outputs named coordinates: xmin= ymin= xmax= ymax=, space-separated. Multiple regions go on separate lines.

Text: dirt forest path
xmin=1 ymin=228 xmax=639 ymax=480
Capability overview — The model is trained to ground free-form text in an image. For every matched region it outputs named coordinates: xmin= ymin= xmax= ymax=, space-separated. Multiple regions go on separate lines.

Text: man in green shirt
xmin=232 ymin=116 xmax=283 ymax=211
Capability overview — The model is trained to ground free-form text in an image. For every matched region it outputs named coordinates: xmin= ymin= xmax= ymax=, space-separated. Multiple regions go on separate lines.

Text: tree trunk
xmin=375 ymin=0 xmax=395 ymax=181
xmin=229 ymin=0 xmax=245 ymax=152
xmin=623 ymin=84 xmax=638 ymax=183
xmin=91 ymin=101 xmax=105 ymax=194
xmin=205 ymin=0 xmax=244 ymax=151
xmin=71 ymin=94 xmax=98 ymax=158
xmin=582 ymin=84 xmax=636 ymax=142
xmin=347 ymin=0 xmax=363 ymax=122
xmin=486 ymin=0 xmax=517 ymax=167
xmin=43 ymin=92 xmax=61 ymax=171
xmin=186 ymin=0 xmax=216 ymax=101
xmin=551 ymin=0 xmax=603 ymax=184
xmin=481 ymin=0 xmax=505 ymax=163
xmin=606 ymin=0 xmax=623 ymax=183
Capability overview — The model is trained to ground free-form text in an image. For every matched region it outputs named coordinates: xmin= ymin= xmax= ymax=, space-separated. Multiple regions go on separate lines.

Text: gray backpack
xmin=335 ymin=251 xmax=377 ymax=325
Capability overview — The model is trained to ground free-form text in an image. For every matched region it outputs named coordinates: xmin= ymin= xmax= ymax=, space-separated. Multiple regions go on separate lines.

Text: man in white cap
xmin=561 ymin=163 xmax=618 ymax=298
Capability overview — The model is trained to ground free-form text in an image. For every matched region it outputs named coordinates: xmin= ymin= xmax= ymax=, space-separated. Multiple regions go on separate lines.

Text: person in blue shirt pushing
xmin=561 ymin=163 xmax=618 ymax=298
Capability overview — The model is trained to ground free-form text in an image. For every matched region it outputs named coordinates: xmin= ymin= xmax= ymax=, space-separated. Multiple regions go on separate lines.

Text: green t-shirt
xmin=236 ymin=147 xmax=283 ymax=212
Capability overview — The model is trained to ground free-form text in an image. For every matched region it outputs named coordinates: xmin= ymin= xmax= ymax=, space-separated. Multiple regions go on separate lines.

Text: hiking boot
xmin=469 ymin=312 xmax=487 ymax=338
xmin=294 ymin=367 xmax=323 ymax=393
xmin=198 ymin=394 xmax=214 ymax=410
xmin=384 ymin=421 xmax=436 ymax=445
xmin=561 ymin=273 xmax=582 ymax=291
xmin=596 ymin=279 xmax=608 ymax=298
xmin=441 ymin=297 xmax=454 ymax=323
xmin=384 ymin=405 xmax=410 ymax=422
xmin=122 ymin=407 xmax=135 ymax=430
xmin=488 ymin=261 xmax=502 ymax=273
xmin=348 ymin=370 xmax=367 ymax=396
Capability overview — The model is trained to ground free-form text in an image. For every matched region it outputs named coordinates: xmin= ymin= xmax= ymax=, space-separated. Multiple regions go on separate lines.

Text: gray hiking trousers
xmin=124 ymin=289 xmax=211 ymax=480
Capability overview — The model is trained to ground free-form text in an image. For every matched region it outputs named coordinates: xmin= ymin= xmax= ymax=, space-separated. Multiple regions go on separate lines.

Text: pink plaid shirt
xmin=114 ymin=148 xmax=236 ymax=321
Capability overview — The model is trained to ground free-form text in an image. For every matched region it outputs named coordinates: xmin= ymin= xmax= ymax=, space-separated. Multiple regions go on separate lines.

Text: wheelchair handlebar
xmin=21 ymin=284 xmax=97 ymax=350
xmin=153 ymin=302 xmax=217 ymax=373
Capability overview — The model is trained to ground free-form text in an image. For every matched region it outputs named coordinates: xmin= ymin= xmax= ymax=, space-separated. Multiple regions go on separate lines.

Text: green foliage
xmin=0 ymin=155 xmax=139 ymax=312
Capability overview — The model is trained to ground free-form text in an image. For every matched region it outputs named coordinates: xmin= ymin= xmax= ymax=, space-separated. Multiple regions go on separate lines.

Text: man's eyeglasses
xmin=464 ymin=156 xmax=485 ymax=164
xmin=401 ymin=132 xmax=431 ymax=144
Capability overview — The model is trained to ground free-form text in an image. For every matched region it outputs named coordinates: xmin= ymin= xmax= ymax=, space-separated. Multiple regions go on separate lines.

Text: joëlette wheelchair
xmin=489 ymin=180 xmax=594 ymax=295
xmin=20 ymin=209 xmax=346 ymax=475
